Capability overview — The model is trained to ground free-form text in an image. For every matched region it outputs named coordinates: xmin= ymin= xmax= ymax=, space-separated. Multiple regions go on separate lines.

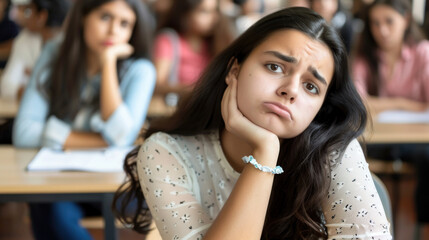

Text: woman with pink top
xmin=352 ymin=0 xmax=429 ymax=226
xmin=152 ymin=0 xmax=232 ymax=106
xmin=352 ymin=0 xmax=429 ymax=114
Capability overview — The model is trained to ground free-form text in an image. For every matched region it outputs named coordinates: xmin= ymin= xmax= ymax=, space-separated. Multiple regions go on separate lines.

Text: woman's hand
xmin=99 ymin=43 xmax=131 ymax=120
xmin=100 ymin=43 xmax=134 ymax=65
xmin=207 ymin=72 xmax=279 ymax=240
xmin=221 ymin=73 xmax=280 ymax=154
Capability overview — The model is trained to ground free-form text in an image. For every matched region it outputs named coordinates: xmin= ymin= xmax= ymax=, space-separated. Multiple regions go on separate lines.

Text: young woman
xmin=310 ymin=0 xmax=355 ymax=53
xmin=352 ymin=0 xmax=429 ymax=226
xmin=352 ymin=0 xmax=429 ymax=114
xmin=12 ymin=0 xmax=155 ymax=239
xmin=0 ymin=0 xmax=68 ymax=145
xmin=152 ymin=0 xmax=232 ymax=106
xmin=115 ymin=7 xmax=392 ymax=239
xmin=1 ymin=0 xmax=69 ymax=100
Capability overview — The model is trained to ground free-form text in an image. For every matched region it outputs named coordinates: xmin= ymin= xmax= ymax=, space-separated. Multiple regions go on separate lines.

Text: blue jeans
xmin=29 ymin=202 xmax=101 ymax=240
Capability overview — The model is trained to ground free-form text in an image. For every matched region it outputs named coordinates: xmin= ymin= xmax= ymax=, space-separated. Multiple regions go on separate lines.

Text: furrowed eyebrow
xmin=264 ymin=51 xmax=328 ymax=85
xmin=264 ymin=51 xmax=297 ymax=63
xmin=308 ymin=66 xmax=327 ymax=86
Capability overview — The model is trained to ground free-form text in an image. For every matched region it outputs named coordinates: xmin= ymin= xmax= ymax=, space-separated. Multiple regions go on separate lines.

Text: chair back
xmin=372 ymin=172 xmax=393 ymax=235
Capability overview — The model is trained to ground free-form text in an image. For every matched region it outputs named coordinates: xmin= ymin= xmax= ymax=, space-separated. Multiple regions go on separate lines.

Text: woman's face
xmin=12 ymin=3 xmax=44 ymax=31
xmin=311 ymin=0 xmax=338 ymax=23
xmin=233 ymin=29 xmax=334 ymax=139
xmin=83 ymin=0 xmax=136 ymax=56
xmin=187 ymin=0 xmax=218 ymax=36
xmin=369 ymin=4 xmax=408 ymax=51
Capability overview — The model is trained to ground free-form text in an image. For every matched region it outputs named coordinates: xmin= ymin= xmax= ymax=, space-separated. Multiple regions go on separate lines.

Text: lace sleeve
xmin=323 ymin=139 xmax=392 ymax=240
xmin=137 ymin=134 xmax=213 ymax=240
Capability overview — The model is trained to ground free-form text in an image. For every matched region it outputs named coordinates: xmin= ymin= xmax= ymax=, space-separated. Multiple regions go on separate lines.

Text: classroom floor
xmin=0 ymin=176 xmax=428 ymax=240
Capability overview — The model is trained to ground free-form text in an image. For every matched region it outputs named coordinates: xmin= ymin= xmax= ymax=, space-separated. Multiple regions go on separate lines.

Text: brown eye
xmin=265 ymin=64 xmax=282 ymax=73
xmin=100 ymin=13 xmax=111 ymax=21
xmin=304 ymin=82 xmax=319 ymax=94
xmin=121 ymin=20 xmax=130 ymax=28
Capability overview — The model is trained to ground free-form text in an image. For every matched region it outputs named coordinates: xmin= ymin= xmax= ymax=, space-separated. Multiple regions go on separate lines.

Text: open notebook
xmin=27 ymin=146 xmax=135 ymax=172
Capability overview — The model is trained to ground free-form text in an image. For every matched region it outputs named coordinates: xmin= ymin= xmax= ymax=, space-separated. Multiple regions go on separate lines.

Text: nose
xmin=378 ymin=24 xmax=390 ymax=38
xmin=277 ymin=74 xmax=299 ymax=103
xmin=108 ymin=21 xmax=119 ymax=35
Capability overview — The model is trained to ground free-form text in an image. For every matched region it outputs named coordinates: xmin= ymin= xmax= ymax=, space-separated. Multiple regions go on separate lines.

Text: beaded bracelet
xmin=242 ymin=155 xmax=284 ymax=174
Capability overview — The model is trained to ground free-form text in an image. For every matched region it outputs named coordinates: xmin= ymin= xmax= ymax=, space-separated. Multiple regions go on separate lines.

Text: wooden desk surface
xmin=364 ymin=122 xmax=429 ymax=144
xmin=0 ymin=98 xmax=19 ymax=118
xmin=2 ymin=122 xmax=426 ymax=194
xmin=0 ymin=146 xmax=125 ymax=194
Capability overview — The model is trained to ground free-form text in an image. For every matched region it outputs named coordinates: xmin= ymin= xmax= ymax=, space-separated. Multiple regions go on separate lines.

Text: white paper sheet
xmin=27 ymin=147 xmax=135 ymax=172
xmin=377 ymin=109 xmax=429 ymax=124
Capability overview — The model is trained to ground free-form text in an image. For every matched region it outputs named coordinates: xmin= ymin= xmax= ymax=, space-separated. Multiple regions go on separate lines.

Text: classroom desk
xmin=0 ymin=98 xmax=19 ymax=118
xmin=0 ymin=146 xmax=126 ymax=240
xmin=364 ymin=121 xmax=429 ymax=144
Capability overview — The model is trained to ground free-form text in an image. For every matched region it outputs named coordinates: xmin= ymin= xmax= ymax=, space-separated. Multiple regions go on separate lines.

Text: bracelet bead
xmin=242 ymin=155 xmax=284 ymax=174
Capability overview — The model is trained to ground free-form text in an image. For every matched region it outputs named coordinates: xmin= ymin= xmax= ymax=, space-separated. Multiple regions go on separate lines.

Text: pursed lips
xmin=102 ymin=40 xmax=114 ymax=46
xmin=263 ymin=102 xmax=293 ymax=120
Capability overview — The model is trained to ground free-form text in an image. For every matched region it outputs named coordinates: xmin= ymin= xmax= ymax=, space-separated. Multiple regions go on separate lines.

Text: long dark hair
xmin=114 ymin=7 xmax=367 ymax=239
xmin=354 ymin=0 xmax=426 ymax=96
xmin=44 ymin=0 xmax=153 ymax=120
xmin=32 ymin=0 xmax=70 ymax=27
xmin=156 ymin=0 xmax=220 ymax=56
xmin=158 ymin=0 xmax=219 ymax=33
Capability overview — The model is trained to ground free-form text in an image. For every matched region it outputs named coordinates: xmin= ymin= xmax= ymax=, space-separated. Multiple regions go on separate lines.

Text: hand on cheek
xmin=221 ymin=71 xmax=280 ymax=153
xmin=100 ymin=43 xmax=134 ymax=65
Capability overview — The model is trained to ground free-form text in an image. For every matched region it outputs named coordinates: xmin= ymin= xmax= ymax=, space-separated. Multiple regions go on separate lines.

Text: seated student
xmin=0 ymin=0 xmax=19 ymax=69
xmin=0 ymin=0 xmax=68 ymax=145
xmin=232 ymin=0 xmax=287 ymax=35
xmin=284 ymin=0 xmax=310 ymax=8
xmin=152 ymin=0 xmax=228 ymax=107
xmin=310 ymin=0 xmax=355 ymax=53
xmin=114 ymin=7 xmax=392 ymax=239
xmin=232 ymin=0 xmax=265 ymax=34
xmin=0 ymin=0 xmax=69 ymax=100
xmin=12 ymin=0 xmax=155 ymax=239
xmin=352 ymin=0 xmax=429 ymax=226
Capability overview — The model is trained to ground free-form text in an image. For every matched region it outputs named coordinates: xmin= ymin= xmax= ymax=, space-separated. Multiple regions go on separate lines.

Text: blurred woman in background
xmin=352 ymin=0 xmax=429 ymax=226
xmin=13 ymin=0 xmax=155 ymax=238
xmin=152 ymin=0 xmax=234 ymax=107
xmin=1 ymin=0 xmax=69 ymax=100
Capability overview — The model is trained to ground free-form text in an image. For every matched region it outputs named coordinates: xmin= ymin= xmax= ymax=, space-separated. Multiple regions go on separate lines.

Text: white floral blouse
xmin=137 ymin=132 xmax=392 ymax=240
